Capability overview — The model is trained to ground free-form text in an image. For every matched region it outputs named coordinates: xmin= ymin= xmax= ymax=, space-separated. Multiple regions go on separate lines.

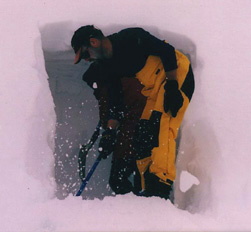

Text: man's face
xmin=81 ymin=39 xmax=105 ymax=62
xmin=88 ymin=46 xmax=105 ymax=61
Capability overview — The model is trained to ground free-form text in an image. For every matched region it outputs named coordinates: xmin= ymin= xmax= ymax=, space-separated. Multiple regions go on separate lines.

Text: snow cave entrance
xmin=41 ymin=24 xmax=213 ymax=214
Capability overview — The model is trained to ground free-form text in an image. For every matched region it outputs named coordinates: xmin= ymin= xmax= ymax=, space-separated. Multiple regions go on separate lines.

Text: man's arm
xmin=82 ymin=63 xmax=120 ymax=158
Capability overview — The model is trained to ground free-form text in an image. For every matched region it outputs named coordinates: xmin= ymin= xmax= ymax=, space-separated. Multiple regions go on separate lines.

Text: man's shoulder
xmin=119 ymin=27 xmax=145 ymax=33
xmin=109 ymin=27 xmax=147 ymax=39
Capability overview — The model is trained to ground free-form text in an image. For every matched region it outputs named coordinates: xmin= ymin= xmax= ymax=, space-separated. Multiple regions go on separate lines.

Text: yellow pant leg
xmin=150 ymin=91 xmax=190 ymax=182
xmin=135 ymin=53 xmax=192 ymax=187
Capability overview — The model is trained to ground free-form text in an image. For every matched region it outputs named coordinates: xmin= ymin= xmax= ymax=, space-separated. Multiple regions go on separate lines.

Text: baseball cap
xmin=71 ymin=25 xmax=103 ymax=64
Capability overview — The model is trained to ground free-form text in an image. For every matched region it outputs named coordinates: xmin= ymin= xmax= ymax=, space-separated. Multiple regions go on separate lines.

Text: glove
xmin=164 ymin=80 xmax=184 ymax=117
xmin=98 ymin=128 xmax=117 ymax=159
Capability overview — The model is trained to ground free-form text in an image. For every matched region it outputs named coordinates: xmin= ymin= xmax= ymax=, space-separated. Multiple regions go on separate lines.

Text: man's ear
xmin=90 ymin=38 xmax=101 ymax=48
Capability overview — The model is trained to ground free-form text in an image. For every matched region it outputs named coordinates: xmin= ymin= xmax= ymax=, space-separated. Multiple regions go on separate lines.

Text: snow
xmin=1 ymin=0 xmax=251 ymax=231
xmin=180 ymin=171 xmax=200 ymax=193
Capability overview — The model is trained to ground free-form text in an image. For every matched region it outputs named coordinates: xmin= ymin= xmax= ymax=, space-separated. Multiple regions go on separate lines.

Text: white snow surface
xmin=1 ymin=0 xmax=251 ymax=231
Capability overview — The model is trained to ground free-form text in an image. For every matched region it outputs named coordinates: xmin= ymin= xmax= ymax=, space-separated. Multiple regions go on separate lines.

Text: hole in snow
xmin=40 ymin=23 xmax=219 ymax=215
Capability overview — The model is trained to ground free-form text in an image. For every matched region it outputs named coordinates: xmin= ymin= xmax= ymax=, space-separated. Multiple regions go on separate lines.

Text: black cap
xmin=71 ymin=25 xmax=103 ymax=53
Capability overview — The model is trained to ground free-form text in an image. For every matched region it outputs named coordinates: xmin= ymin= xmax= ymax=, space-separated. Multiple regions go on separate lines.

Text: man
xmin=71 ymin=25 xmax=194 ymax=199
xmin=82 ymin=63 xmax=147 ymax=194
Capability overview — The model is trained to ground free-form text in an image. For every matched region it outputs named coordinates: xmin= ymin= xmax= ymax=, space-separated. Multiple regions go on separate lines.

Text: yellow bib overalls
xmin=135 ymin=50 xmax=193 ymax=191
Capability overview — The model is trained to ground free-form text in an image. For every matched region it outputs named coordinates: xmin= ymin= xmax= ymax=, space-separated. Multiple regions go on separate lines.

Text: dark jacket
xmin=84 ymin=27 xmax=178 ymax=121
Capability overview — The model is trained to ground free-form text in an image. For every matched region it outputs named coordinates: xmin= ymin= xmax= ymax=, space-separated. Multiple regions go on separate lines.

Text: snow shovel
xmin=77 ymin=121 xmax=101 ymax=184
xmin=76 ymin=152 xmax=103 ymax=196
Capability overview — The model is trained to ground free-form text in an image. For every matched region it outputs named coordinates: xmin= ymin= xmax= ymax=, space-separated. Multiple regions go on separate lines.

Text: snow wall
xmin=1 ymin=0 xmax=251 ymax=231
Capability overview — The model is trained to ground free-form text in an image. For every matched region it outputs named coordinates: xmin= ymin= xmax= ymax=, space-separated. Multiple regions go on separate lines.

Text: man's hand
xmin=98 ymin=128 xmax=117 ymax=159
xmin=107 ymin=119 xmax=120 ymax=129
xmin=164 ymin=80 xmax=183 ymax=117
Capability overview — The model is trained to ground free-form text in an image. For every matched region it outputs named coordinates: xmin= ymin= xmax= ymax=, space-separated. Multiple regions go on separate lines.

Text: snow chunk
xmin=180 ymin=171 xmax=200 ymax=192
xmin=93 ymin=82 xmax=98 ymax=89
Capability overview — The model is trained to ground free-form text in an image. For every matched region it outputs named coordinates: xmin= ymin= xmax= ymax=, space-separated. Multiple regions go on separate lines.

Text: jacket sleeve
xmin=82 ymin=64 xmax=109 ymax=128
xmin=82 ymin=63 xmax=124 ymax=123
xmin=82 ymin=64 xmax=103 ymax=100
xmin=106 ymin=79 xmax=124 ymax=122
xmin=136 ymin=28 xmax=178 ymax=72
